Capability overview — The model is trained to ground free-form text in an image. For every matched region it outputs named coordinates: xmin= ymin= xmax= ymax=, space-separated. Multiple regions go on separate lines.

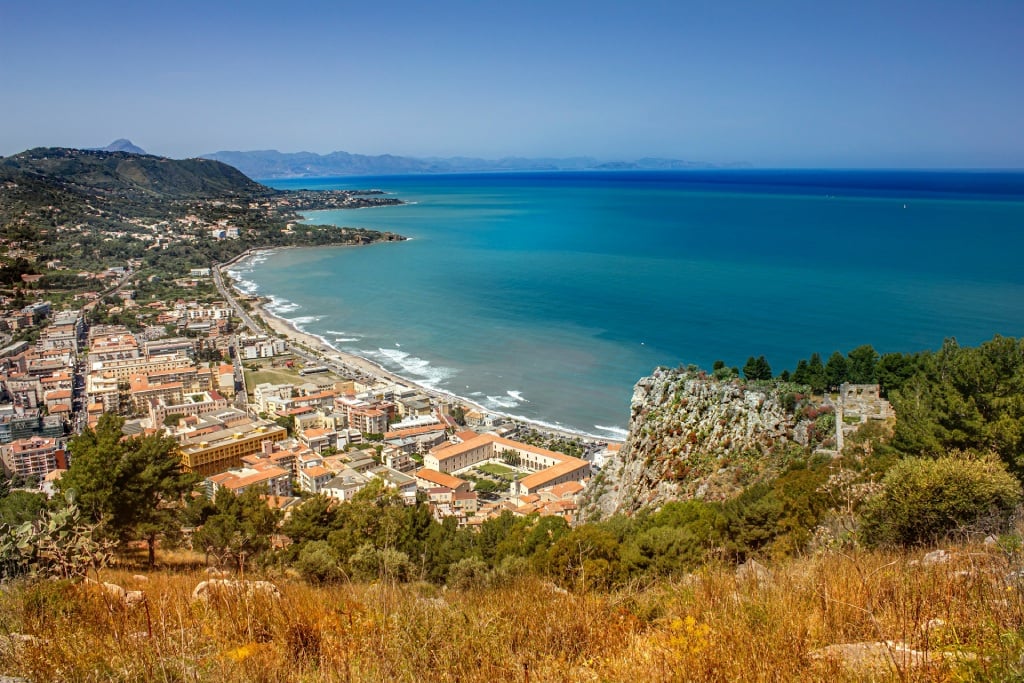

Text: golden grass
xmin=1 ymin=544 xmax=1022 ymax=682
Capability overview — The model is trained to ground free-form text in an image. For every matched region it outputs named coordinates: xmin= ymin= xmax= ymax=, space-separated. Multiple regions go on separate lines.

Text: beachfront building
xmin=237 ymin=334 xmax=287 ymax=360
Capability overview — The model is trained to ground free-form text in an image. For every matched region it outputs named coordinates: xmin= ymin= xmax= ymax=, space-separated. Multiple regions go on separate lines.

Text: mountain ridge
xmin=201 ymin=148 xmax=751 ymax=179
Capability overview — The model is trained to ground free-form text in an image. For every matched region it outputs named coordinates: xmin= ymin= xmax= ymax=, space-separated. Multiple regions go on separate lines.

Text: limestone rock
xmin=581 ymin=368 xmax=829 ymax=520
xmin=811 ymin=640 xmax=977 ymax=676
xmin=736 ymin=559 xmax=772 ymax=584
xmin=922 ymin=549 xmax=952 ymax=566
xmin=192 ymin=578 xmax=281 ymax=602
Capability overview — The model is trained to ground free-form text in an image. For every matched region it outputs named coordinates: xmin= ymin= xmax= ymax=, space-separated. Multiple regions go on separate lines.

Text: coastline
xmin=223 ymin=249 xmax=621 ymax=445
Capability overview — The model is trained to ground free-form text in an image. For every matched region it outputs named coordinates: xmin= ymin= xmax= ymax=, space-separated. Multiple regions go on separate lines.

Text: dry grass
xmin=1 ymin=544 xmax=1022 ymax=682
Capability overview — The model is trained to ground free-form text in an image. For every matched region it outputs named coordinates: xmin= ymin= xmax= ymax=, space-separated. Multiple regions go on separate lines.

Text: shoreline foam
xmin=225 ymin=250 xmax=622 ymax=443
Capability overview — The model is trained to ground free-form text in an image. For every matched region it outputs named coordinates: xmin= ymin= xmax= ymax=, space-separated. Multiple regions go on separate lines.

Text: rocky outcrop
xmin=582 ymin=368 xmax=827 ymax=520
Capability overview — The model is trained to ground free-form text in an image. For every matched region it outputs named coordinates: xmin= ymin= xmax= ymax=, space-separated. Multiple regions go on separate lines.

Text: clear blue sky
xmin=2 ymin=0 xmax=1022 ymax=167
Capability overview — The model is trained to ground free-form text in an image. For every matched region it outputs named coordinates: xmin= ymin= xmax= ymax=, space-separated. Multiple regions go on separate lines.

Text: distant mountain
xmin=201 ymin=149 xmax=748 ymax=179
xmin=96 ymin=138 xmax=148 ymax=155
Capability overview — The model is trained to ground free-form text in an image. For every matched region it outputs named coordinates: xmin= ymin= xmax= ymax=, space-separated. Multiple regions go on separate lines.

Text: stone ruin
xmin=835 ymin=383 xmax=895 ymax=452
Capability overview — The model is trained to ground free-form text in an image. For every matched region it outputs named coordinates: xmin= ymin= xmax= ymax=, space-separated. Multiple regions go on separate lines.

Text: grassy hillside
xmin=1 ymin=542 xmax=1021 ymax=681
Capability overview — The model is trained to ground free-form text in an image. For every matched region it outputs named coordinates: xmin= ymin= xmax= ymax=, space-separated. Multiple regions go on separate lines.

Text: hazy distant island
xmin=201 ymin=148 xmax=753 ymax=179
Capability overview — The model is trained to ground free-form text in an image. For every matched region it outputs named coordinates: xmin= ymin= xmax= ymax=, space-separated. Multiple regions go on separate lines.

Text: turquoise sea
xmin=230 ymin=171 xmax=1024 ymax=438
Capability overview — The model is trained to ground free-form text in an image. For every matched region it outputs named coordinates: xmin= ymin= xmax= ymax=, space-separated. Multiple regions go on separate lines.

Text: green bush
xmin=296 ymin=540 xmax=342 ymax=583
xmin=859 ymin=454 xmax=1022 ymax=547
xmin=447 ymin=556 xmax=492 ymax=590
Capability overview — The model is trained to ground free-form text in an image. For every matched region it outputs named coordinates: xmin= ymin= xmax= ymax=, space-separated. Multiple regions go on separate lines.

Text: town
xmin=0 ymin=267 xmax=617 ymax=530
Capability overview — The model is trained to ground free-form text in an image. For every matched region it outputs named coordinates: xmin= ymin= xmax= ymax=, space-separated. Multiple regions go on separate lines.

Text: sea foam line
xmin=365 ymin=347 xmax=456 ymax=392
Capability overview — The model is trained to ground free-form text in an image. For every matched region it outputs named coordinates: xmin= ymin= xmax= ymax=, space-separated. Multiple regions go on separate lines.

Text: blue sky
xmin=2 ymin=0 xmax=1022 ymax=167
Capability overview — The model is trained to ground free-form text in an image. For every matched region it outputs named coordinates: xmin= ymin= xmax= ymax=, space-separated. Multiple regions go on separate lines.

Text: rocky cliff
xmin=582 ymin=367 xmax=832 ymax=520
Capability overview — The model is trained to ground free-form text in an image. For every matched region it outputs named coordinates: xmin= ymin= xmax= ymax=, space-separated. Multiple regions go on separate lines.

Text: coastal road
xmin=212 ymin=256 xmax=261 ymax=334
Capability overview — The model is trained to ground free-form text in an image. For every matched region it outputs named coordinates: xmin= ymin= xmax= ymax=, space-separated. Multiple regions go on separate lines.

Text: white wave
xmin=594 ymin=425 xmax=629 ymax=439
xmin=334 ymin=338 xmax=360 ymax=343
xmin=484 ymin=395 xmax=520 ymax=410
xmin=366 ymin=347 xmax=455 ymax=391
xmin=289 ymin=315 xmax=323 ymax=330
xmin=507 ymin=390 xmax=528 ymax=403
xmin=469 ymin=391 xmax=484 ymax=397
xmin=230 ymin=278 xmax=260 ymax=295
xmin=497 ymin=412 xmax=608 ymax=439
xmin=264 ymin=295 xmax=300 ymax=314
xmin=325 ymin=330 xmax=355 ymax=337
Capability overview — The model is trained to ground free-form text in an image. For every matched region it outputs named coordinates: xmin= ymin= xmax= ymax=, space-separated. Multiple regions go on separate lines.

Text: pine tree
xmin=58 ymin=413 xmax=198 ymax=566
xmin=825 ymin=351 xmax=848 ymax=391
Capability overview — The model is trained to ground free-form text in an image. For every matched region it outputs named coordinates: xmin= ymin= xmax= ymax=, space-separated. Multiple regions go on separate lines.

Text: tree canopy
xmin=57 ymin=413 xmax=197 ymax=566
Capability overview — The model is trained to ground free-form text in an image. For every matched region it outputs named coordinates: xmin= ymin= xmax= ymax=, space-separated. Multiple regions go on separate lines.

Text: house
xmin=206 ymin=461 xmax=292 ymax=498
xmin=321 ymin=466 xmax=369 ymax=502
xmin=299 ymin=465 xmax=334 ymax=494
xmin=368 ymin=466 xmax=417 ymax=503
xmin=299 ymin=426 xmax=338 ymax=454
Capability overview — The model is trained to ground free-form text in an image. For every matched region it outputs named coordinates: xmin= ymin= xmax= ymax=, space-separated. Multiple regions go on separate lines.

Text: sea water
xmin=230 ymin=171 xmax=1024 ymax=438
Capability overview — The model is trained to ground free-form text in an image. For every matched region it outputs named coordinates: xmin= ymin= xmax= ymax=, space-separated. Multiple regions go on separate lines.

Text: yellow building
xmin=178 ymin=415 xmax=287 ymax=476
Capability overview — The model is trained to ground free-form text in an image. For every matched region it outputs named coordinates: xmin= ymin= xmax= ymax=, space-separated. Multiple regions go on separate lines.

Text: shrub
xmin=296 ymin=540 xmax=342 ymax=583
xmin=859 ymin=453 xmax=1022 ymax=547
xmin=447 ymin=556 xmax=492 ymax=590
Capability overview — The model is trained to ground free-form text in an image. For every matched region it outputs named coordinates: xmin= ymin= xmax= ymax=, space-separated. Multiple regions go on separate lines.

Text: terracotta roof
xmin=518 ymin=458 xmax=589 ymax=491
xmin=414 ymin=468 xmax=467 ymax=489
xmin=303 ymin=465 xmax=332 ymax=478
xmin=385 ymin=424 xmax=445 ymax=439
xmin=543 ymin=481 xmax=585 ymax=498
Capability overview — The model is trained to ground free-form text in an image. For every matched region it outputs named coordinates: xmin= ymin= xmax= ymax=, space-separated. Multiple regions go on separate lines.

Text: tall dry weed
xmin=0 ymin=545 xmax=1021 ymax=681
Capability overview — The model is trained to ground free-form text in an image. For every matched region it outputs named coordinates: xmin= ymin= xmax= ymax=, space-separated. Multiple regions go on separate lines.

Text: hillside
xmin=0 ymin=146 xmax=273 ymax=202
xmin=0 ymin=147 xmax=404 ymax=280
xmin=0 ymin=545 xmax=1020 ymax=681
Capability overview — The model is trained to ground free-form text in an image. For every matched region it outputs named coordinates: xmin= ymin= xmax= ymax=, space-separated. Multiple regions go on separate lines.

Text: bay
xmin=231 ymin=171 xmax=1024 ymax=438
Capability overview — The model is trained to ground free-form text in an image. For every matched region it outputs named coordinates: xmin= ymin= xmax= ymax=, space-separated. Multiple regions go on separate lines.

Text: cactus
xmin=0 ymin=504 xmax=114 ymax=581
